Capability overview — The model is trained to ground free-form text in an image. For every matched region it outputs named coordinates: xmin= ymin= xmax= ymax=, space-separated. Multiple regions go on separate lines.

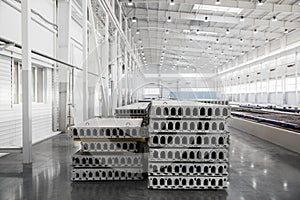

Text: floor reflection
xmin=71 ymin=180 xmax=228 ymax=200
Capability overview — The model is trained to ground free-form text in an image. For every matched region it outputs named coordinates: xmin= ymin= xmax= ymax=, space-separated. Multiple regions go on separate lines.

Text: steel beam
xmin=121 ymin=0 xmax=300 ymax=15
xmin=130 ymin=8 xmax=300 ymax=29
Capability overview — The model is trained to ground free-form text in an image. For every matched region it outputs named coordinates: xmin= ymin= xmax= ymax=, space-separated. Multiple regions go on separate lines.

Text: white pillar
xmin=111 ymin=31 xmax=118 ymax=114
xmin=124 ymin=47 xmax=128 ymax=105
xmin=295 ymin=51 xmax=299 ymax=105
xmin=128 ymin=56 xmax=132 ymax=104
xmin=101 ymin=15 xmax=109 ymax=117
xmin=117 ymin=34 xmax=123 ymax=107
xmin=57 ymin=0 xmax=71 ymax=131
xmin=21 ymin=0 xmax=32 ymax=164
xmin=82 ymin=0 xmax=88 ymax=120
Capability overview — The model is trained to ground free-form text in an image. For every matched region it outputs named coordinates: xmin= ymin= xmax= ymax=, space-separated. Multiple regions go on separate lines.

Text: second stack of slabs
xmin=114 ymin=102 xmax=151 ymax=126
xmin=148 ymin=100 xmax=231 ymax=189
xmin=70 ymin=117 xmax=146 ymax=181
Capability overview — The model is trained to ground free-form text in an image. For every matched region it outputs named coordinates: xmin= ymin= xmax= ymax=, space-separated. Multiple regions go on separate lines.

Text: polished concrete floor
xmin=1 ymin=127 xmax=300 ymax=200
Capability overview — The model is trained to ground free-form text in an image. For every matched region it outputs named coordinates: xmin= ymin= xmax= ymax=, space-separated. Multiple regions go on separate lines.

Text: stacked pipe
xmin=148 ymin=100 xmax=231 ymax=189
xmin=114 ymin=102 xmax=151 ymax=126
xmin=70 ymin=118 xmax=147 ymax=181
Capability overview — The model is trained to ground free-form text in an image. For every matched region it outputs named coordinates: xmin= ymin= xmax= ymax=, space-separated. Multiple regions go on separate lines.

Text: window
xmin=249 ymin=82 xmax=255 ymax=93
xmin=13 ymin=61 xmax=45 ymax=104
xmin=297 ymin=74 xmax=300 ymax=91
xmin=286 ymin=76 xmax=296 ymax=92
xmin=276 ymin=77 xmax=283 ymax=92
xmin=32 ymin=67 xmax=36 ymax=100
xmin=13 ymin=60 xmax=20 ymax=104
xmin=144 ymin=88 xmax=160 ymax=95
xmin=256 ymin=81 xmax=261 ymax=93
xmin=36 ymin=67 xmax=44 ymax=102
xmin=269 ymin=79 xmax=276 ymax=93
xmin=261 ymin=81 xmax=267 ymax=92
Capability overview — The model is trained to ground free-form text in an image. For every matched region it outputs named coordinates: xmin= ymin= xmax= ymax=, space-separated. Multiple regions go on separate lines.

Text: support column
xmin=101 ymin=14 xmax=109 ymax=117
xmin=82 ymin=0 xmax=88 ymax=120
xmin=88 ymin=1 xmax=104 ymax=117
xmin=111 ymin=31 xmax=118 ymax=114
xmin=117 ymin=34 xmax=123 ymax=107
xmin=128 ymin=56 xmax=132 ymax=104
xmin=124 ymin=48 xmax=128 ymax=105
xmin=22 ymin=0 xmax=32 ymax=164
xmin=57 ymin=0 xmax=71 ymax=131
xmin=295 ymin=51 xmax=299 ymax=105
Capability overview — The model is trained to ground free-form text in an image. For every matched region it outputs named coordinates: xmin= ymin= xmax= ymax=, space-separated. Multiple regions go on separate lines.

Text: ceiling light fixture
xmin=204 ymin=16 xmax=208 ymax=22
xmin=132 ymin=17 xmax=137 ymax=23
xmin=215 ymin=0 xmax=221 ymax=5
xmin=170 ymin=0 xmax=175 ymax=6
xmin=128 ymin=0 xmax=133 ymax=6
xmin=240 ymin=15 xmax=244 ymax=22
xmin=167 ymin=16 xmax=172 ymax=22
xmin=257 ymin=0 xmax=263 ymax=6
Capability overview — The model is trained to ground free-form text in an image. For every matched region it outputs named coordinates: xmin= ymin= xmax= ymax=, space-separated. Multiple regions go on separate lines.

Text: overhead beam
xmin=136 ymin=35 xmax=263 ymax=49
xmin=140 ymin=43 xmax=252 ymax=53
xmin=132 ymin=21 xmax=283 ymax=40
xmin=136 ymin=29 xmax=265 ymax=45
xmin=121 ymin=0 xmax=300 ymax=14
xmin=129 ymin=8 xmax=300 ymax=29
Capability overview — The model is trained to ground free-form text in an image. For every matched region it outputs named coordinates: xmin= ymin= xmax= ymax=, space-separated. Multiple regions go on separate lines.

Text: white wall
xmin=0 ymin=55 xmax=55 ymax=148
xmin=0 ymin=0 xmax=57 ymax=148
xmin=218 ymin=30 xmax=300 ymax=106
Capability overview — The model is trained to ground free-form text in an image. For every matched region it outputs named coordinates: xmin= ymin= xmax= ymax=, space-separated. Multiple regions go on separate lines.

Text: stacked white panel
xmin=70 ymin=118 xmax=145 ymax=181
xmin=148 ymin=100 xmax=230 ymax=190
xmin=115 ymin=102 xmax=151 ymax=126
